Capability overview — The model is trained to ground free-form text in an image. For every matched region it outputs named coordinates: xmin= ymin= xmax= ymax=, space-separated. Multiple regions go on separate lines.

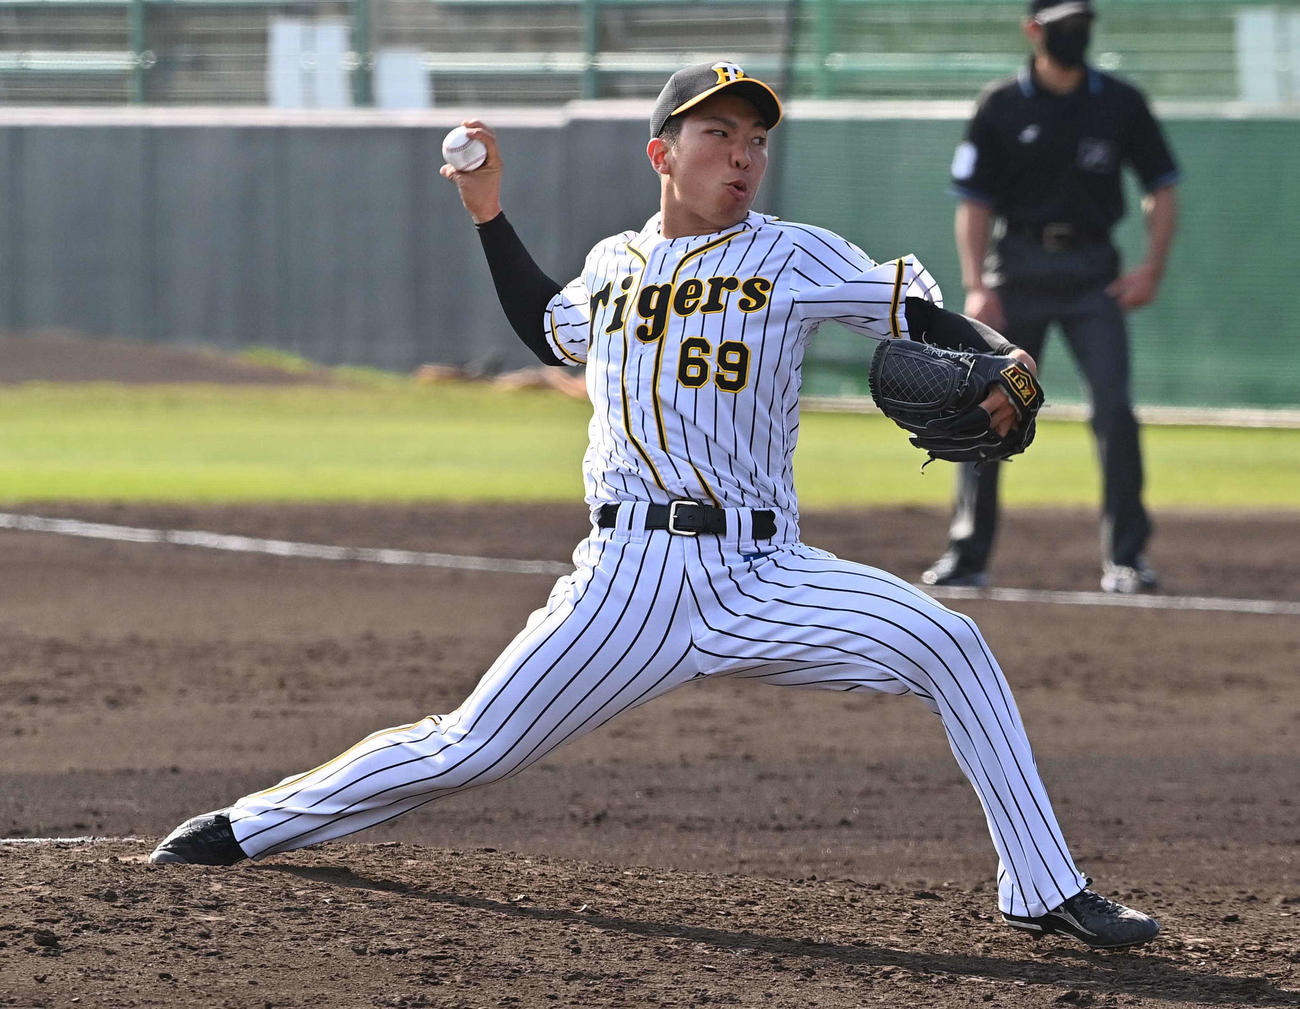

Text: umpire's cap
xmin=650 ymin=61 xmax=782 ymax=139
xmin=1028 ymin=0 xmax=1095 ymax=22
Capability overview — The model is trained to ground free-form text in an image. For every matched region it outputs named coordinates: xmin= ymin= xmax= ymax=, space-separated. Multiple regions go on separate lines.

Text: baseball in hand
xmin=442 ymin=126 xmax=488 ymax=172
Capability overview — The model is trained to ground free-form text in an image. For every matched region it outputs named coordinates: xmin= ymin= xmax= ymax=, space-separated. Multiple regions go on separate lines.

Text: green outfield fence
xmin=782 ymin=111 xmax=1300 ymax=411
xmin=1 ymin=1 xmax=1298 ymax=413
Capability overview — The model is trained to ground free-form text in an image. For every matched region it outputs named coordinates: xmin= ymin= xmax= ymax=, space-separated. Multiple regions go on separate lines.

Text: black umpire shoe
xmin=921 ymin=551 xmax=989 ymax=588
xmin=1003 ymin=885 xmax=1160 ymax=950
xmin=149 ymin=809 xmax=247 ymax=866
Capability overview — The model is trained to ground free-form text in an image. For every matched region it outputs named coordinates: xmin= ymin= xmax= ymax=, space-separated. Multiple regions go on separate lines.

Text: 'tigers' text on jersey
xmin=591 ymin=274 xmax=774 ymax=342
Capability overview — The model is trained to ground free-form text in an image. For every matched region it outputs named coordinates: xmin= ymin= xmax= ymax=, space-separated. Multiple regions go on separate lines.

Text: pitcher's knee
xmin=929 ymin=611 xmax=998 ymax=680
xmin=933 ymin=605 xmax=986 ymax=643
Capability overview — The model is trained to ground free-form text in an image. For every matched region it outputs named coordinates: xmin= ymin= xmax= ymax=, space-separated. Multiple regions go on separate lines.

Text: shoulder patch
xmin=951 ymin=141 xmax=977 ymax=181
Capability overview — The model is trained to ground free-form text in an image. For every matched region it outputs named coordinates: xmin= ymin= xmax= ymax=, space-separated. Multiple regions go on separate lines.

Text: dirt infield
xmin=0 ymin=332 xmax=335 ymax=386
xmin=1 ymin=501 xmax=1297 ymax=1008
xmin=1 ymin=321 xmax=1296 ymax=1008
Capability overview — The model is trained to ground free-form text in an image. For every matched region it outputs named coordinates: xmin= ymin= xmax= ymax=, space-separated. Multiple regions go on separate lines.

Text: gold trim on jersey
xmin=617 ymin=227 xmax=755 ymax=507
xmin=620 ymin=243 xmax=670 ymax=494
xmin=654 ymin=228 xmax=750 ymax=506
xmin=889 ymin=258 xmax=905 ymax=339
xmin=688 ymin=461 xmax=722 ymax=507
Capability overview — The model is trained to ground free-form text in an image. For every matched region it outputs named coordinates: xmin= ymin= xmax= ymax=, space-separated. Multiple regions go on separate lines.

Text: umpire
xmin=924 ymin=0 xmax=1179 ymax=594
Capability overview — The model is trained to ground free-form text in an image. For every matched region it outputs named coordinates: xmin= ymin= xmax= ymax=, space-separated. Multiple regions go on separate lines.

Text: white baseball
xmin=442 ymin=126 xmax=488 ymax=172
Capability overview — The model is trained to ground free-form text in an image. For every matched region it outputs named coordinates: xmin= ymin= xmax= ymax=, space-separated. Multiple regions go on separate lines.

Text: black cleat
xmin=921 ymin=552 xmax=989 ymax=588
xmin=1003 ymin=886 xmax=1160 ymax=950
xmin=149 ymin=809 xmax=247 ymax=866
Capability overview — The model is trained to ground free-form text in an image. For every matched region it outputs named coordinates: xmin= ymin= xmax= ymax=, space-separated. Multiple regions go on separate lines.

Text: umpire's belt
xmin=1007 ymin=221 xmax=1110 ymax=252
xmin=598 ymin=500 xmax=776 ymax=539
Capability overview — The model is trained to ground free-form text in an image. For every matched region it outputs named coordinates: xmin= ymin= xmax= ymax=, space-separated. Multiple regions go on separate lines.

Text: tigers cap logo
xmin=711 ymin=62 xmax=747 ymax=85
xmin=649 ymin=60 xmax=783 ymax=137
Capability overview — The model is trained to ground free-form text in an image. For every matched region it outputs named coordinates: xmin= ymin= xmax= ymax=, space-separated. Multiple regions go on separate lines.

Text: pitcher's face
xmin=652 ymin=93 xmax=769 ymax=236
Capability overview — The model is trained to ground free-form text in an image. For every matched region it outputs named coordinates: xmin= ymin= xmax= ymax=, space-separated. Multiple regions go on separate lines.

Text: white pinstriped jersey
xmin=543 ymin=211 xmax=942 ymax=529
xmin=221 ymin=207 xmax=1094 ymax=923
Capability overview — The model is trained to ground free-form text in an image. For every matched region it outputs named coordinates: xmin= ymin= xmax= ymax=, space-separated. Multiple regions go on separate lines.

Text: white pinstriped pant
xmin=228 ymin=522 xmax=1087 ymax=917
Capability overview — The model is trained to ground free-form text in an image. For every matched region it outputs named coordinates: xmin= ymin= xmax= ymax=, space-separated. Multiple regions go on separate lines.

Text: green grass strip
xmin=1 ymin=382 xmax=1296 ymax=509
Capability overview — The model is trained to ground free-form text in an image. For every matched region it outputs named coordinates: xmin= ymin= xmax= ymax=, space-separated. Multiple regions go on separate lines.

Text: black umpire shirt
xmin=950 ymin=61 xmax=1180 ymax=235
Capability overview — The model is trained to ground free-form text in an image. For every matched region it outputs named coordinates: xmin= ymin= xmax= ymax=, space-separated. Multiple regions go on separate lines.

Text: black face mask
xmin=1043 ymin=21 xmax=1091 ymax=68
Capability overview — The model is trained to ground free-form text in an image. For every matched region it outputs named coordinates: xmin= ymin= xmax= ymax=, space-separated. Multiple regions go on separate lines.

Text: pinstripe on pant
xmin=228 ymin=524 xmax=1086 ymax=918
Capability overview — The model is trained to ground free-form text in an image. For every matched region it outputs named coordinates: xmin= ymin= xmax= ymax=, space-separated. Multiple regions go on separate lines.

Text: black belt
xmin=598 ymin=500 xmax=776 ymax=539
xmin=1007 ymin=222 xmax=1110 ymax=252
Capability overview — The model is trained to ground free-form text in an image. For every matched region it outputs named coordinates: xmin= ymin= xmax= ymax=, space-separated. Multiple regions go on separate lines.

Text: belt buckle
xmin=667 ymin=498 xmax=702 ymax=536
xmin=1042 ymin=222 xmax=1073 ymax=252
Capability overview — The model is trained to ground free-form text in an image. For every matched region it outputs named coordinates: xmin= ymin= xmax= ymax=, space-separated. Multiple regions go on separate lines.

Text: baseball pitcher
xmin=151 ymin=61 xmax=1158 ymax=951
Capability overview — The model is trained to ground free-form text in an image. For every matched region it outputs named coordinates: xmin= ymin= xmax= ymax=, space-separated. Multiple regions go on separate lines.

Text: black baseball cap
xmin=1028 ymin=0 xmax=1095 ymax=22
xmin=649 ymin=61 xmax=782 ymax=139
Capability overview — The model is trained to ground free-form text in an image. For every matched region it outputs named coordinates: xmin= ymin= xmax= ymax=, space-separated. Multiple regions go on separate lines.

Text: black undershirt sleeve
xmin=475 ymin=212 xmax=566 ymax=366
xmin=904 ymin=296 xmax=1017 ymax=356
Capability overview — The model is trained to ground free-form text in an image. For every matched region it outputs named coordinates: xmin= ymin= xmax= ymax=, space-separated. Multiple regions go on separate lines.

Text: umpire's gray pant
xmin=946 ymin=283 xmax=1150 ymax=570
